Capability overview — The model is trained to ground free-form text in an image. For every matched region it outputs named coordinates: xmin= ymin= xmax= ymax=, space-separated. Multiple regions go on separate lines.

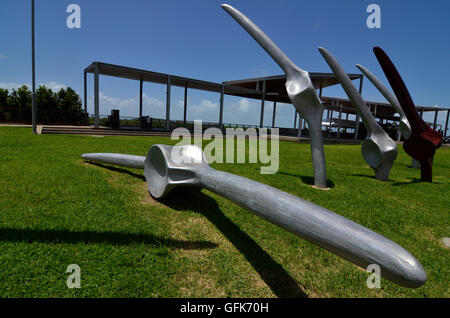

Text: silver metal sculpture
xmin=355 ymin=64 xmax=421 ymax=170
xmin=221 ymin=4 xmax=327 ymax=189
xmin=82 ymin=144 xmax=426 ymax=288
xmin=355 ymin=64 xmax=411 ymax=139
xmin=319 ymin=48 xmax=398 ymax=181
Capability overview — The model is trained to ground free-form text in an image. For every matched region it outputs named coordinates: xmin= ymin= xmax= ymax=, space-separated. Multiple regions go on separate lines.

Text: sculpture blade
xmin=81 ymin=153 xmax=146 ymax=169
xmin=356 ymin=63 xmax=411 ymax=139
xmin=221 ymin=4 xmax=299 ymax=75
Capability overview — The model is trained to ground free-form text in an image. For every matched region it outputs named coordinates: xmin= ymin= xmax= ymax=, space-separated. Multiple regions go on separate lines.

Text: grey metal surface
xmin=221 ymin=4 xmax=327 ymax=189
xmin=356 ymin=64 xmax=411 ymax=139
xmin=82 ymin=145 xmax=426 ymax=288
xmin=81 ymin=153 xmax=145 ymax=169
xmin=319 ymin=47 xmax=398 ymax=181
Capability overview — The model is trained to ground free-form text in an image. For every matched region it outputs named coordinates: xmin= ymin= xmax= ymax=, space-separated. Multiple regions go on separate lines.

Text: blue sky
xmin=0 ymin=0 xmax=449 ymax=129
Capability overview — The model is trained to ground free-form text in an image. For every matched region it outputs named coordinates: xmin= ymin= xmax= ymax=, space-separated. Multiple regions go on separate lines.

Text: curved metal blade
xmin=81 ymin=153 xmax=146 ymax=169
xmin=356 ymin=64 xmax=411 ymax=139
xmin=221 ymin=4 xmax=299 ymax=75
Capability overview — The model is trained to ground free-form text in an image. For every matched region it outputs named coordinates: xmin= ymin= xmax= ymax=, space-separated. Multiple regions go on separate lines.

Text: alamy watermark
xmin=66 ymin=4 xmax=81 ymax=29
xmin=366 ymin=4 xmax=381 ymax=29
xmin=66 ymin=264 xmax=81 ymax=288
xmin=171 ymin=120 xmax=280 ymax=174
xmin=366 ymin=264 xmax=381 ymax=289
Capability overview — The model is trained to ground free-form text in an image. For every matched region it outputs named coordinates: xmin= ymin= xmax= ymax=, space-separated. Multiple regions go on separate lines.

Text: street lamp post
xmin=31 ymin=0 xmax=37 ymax=134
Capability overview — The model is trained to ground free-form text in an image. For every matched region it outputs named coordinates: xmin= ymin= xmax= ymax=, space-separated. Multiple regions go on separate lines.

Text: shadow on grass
xmin=86 ymin=163 xmax=308 ymax=297
xmin=89 ymin=162 xmax=145 ymax=181
xmin=277 ymin=171 xmax=335 ymax=188
xmin=160 ymin=189 xmax=308 ymax=298
xmin=0 ymin=228 xmax=217 ymax=250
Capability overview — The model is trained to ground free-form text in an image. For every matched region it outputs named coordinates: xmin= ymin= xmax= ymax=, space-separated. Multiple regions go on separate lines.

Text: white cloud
xmin=43 ymin=82 xmax=67 ymax=91
xmin=0 ymin=82 xmax=28 ymax=90
xmin=237 ymin=98 xmax=251 ymax=112
xmin=0 ymin=82 xmax=67 ymax=91
xmin=0 ymin=53 xmax=7 ymax=59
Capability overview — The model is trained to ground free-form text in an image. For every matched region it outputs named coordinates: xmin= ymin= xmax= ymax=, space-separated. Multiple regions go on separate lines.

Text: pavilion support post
xmin=354 ymin=115 xmax=360 ymax=140
xmin=444 ymin=109 xmax=450 ymax=138
xmin=219 ymin=84 xmax=224 ymax=128
xmin=433 ymin=109 xmax=438 ymax=130
xmin=183 ymin=84 xmax=188 ymax=127
xmin=94 ymin=63 xmax=99 ymax=128
xmin=319 ymin=86 xmax=323 ymax=98
xmin=139 ymin=79 xmax=143 ymax=119
xmin=359 ymin=75 xmax=364 ymax=95
xmin=419 ymin=107 xmax=424 ymax=118
xmin=337 ymin=105 xmax=342 ymax=139
xmin=166 ymin=75 xmax=171 ymax=131
xmin=84 ymin=71 xmax=87 ymax=114
xmin=259 ymin=81 xmax=266 ymax=128
xmin=293 ymin=109 xmax=297 ymax=130
xmin=298 ymin=117 xmax=302 ymax=138
xmin=271 ymin=101 xmax=277 ymax=128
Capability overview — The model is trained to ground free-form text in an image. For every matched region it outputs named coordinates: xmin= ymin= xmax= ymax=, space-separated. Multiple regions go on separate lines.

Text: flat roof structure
xmin=84 ymin=61 xmax=450 ymax=138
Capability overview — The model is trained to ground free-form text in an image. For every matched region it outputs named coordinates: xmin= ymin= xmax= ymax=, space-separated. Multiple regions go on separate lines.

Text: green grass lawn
xmin=0 ymin=126 xmax=448 ymax=298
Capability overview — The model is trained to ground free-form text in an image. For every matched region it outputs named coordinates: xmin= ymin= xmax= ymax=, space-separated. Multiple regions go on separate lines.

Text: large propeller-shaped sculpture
xmin=373 ymin=47 xmax=443 ymax=182
xmin=82 ymin=144 xmax=426 ymax=288
xmin=319 ymin=47 xmax=398 ymax=181
xmin=221 ymin=4 xmax=328 ymax=189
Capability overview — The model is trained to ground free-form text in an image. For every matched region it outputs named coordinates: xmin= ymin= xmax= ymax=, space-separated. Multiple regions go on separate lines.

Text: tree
xmin=36 ymin=85 xmax=57 ymax=110
xmin=56 ymin=87 xmax=82 ymax=112
xmin=0 ymin=88 xmax=8 ymax=107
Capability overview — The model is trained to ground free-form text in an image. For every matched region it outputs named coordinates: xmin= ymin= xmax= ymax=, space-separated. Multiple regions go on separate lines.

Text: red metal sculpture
xmin=373 ymin=47 xmax=443 ymax=182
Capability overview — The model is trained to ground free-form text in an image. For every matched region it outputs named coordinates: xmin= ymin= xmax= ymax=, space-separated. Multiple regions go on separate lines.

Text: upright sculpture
xmin=82 ymin=144 xmax=426 ymax=288
xmin=373 ymin=47 xmax=443 ymax=182
xmin=319 ymin=47 xmax=398 ymax=181
xmin=355 ymin=64 xmax=411 ymax=140
xmin=221 ymin=4 xmax=328 ymax=189
xmin=356 ymin=64 xmax=420 ymax=170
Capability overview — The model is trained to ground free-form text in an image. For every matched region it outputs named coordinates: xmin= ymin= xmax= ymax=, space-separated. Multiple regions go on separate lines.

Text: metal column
xmin=444 ymin=109 xmax=450 ymax=138
xmin=272 ymin=101 xmax=277 ymax=128
xmin=183 ymin=84 xmax=188 ymax=127
xmin=84 ymin=71 xmax=87 ymax=114
xmin=94 ymin=63 xmax=99 ymax=128
xmin=139 ymin=78 xmax=143 ymax=119
xmin=293 ymin=109 xmax=297 ymax=130
xmin=354 ymin=76 xmax=363 ymax=140
xmin=259 ymin=81 xmax=266 ymax=128
xmin=433 ymin=109 xmax=438 ymax=130
xmin=219 ymin=84 xmax=224 ymax=128
xmin=166 ymin=75 xmax=171 ymax=131
xmin=337 ymin=104 xmax=342 ymax=139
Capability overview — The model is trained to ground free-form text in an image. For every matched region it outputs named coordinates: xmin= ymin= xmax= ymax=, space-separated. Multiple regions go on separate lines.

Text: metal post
xmin=31 ymin=0 xmax=37 ymax=134
xmin=444 ymin=109 xmax=449 ymax=138
xmin=354 ymin=115 xmax=360 ymax=140
xmin=166 ymin=75 xmax=171 ymax=130
xmin=293 ymin=108 xmax=297 ymax=129
xmin=94 ymin=63 xmax=99 ymax=128
xmin=337 ymin=104 xmax=342 ymax=139
xmin=83 ymin=71 xmax=87 ymax=114
xmin=139 ymin=78 xmax=143 ymax=119
xmin=419 ymin=107 xmax=423 ymax=118
xmin=184 ymin=84 xmax=188 ymax=127
xmin=359 ymin=75 xmax=364 ymax=95
xmin=271 ymin=101 xmax=277 ymax=128
xmin=433 ymin=109 xmax=438 ymax=130
xmin=219 ymin=84 xmax=224 ymax=128
xmin=298 ymin=117 xmax=302 ymax=138
xmin=319 ymin=86 xmax=323 ymax=98
xmin=259 ymin=81 xmax=266 ymax=128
